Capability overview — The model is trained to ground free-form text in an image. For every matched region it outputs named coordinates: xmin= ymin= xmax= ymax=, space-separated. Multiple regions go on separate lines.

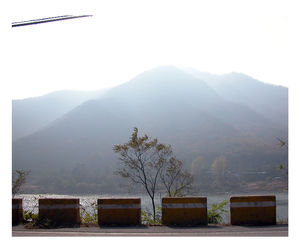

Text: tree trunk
xmin=151 ymin=196 xmax=156 ymax=222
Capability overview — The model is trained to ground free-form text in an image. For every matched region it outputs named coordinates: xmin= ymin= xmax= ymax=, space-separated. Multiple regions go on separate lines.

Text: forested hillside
xmin=12 ymin=66 xmax=288 ymax=194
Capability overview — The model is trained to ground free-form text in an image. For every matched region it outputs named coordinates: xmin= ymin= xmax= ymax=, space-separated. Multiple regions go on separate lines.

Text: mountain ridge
xmin=12 ymin=88 xmax=108 ymax=141
xmin=12 ymin=66 xmax=288 ymax=193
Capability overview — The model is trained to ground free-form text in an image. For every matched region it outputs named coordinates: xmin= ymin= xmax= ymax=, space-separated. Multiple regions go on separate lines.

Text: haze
xmin=12 ymin=66 xmax=288 ymax=194
xmin=9 ymin=0 xmax=293 ymax=99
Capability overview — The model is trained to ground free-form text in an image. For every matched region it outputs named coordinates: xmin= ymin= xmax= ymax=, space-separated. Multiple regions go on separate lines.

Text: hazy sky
xmin=4 ymin=0 xmax=300 ymax=247
xmin=9 ymin=0 xmax=298 ymax=99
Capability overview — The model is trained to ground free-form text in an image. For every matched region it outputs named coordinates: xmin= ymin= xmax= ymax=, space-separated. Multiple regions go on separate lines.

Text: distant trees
xmin=113 ymin=127 xmax=193 ymax=221
xmin=12 ymin=169 xmax=30 ymax=197
xmin=210 ymin=156 xmax=227 ymax=189
xmin=190 ymin=156 xmax=206 ymax=180
xmin=276 ymin=138 xmax=288 ymax=191
xmin=276 ymin=138 xmax=288 ymax=175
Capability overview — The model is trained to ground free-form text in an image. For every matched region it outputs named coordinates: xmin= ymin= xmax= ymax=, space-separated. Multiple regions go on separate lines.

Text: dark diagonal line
xmin=12 ymin=15 xmax=93 ymax=27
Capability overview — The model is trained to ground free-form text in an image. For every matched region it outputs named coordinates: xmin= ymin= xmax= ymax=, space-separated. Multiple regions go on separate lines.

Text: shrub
xmin=207 ymin=200 xmax=229 ymax=224
xmin=23 ymin=210 xmax=39 ymax=223
xmin=80 ymin=201 xmax=98 ymax=225
xmin=141 ymin=207 xmax=162 ymax=225
xmin=23 ymin=210 xmax=54 ymax=228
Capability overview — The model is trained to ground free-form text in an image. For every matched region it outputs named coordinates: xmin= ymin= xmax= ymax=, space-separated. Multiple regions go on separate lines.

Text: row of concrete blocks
xmin=12 ymin=195 xmax=276 ymax=226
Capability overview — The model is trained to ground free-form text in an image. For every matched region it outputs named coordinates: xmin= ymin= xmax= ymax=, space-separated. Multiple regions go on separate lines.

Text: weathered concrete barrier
xmin=162 ymin=197 xmax=207 ymax=226
xmin=230 ymin=195 xmax=276 ymax=225
xmin=39 ymin=198 xmax=81 ymax=227
xmin=12 ymin=198 xmax=23 ymax=225
xmin=98 ymin=198 xmax=141 ymax=226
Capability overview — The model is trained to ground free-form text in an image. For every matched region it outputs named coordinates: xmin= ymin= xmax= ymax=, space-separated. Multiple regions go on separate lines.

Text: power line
xmin=12 ymin=15 xmax=93 ymax=28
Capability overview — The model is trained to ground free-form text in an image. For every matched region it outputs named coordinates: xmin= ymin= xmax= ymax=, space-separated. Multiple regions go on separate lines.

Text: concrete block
xmin=12 ymin=198 xmax=23 ymax=225
xmin=39 ymin=198 xmax=80 ymax=227
xmin=230 ymin=195 xmax=276 ymax=225
xmin=98 ymin=198 xmax=141 ymax=226
xmin=162 ymin=197 xmax=207 ymax=226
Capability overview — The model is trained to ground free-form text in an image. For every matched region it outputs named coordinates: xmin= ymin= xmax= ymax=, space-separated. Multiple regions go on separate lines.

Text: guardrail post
xmin=39 ymin=198 xmax=81 ymax=227
xmin=12 ymin=198 xmax=23 ymax=225
xmin=98 ymin=198 xmax=141 ymax=226
xmin=162 ymin=197 xmax=207 ymax=226
xmin=230 ymin=195 xmax=276 ymax=225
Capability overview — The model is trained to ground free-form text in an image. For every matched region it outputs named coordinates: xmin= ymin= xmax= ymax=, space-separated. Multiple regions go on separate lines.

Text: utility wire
xmin=12 ymin=15 xmax=92 ymax=27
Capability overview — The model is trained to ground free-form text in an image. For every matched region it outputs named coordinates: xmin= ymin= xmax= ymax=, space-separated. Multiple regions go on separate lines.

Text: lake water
xmin=16 ymin=192 xmax=288 ymax=224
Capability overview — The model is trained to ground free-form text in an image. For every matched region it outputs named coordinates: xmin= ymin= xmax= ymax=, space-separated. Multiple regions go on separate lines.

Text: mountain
xmin=12 ymin=89 xmax=108 ymax=141
xmin=184 ymin=68 xmax=288 ymax=129
xmin=12 ymin=66 xmax=288 ymax=193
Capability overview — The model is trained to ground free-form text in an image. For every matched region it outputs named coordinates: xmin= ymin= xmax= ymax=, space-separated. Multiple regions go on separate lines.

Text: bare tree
xmin=276 ymin=137 xmax=288 ymax=174
xmin=276 ymin=138 xmax=288 ymax=189
xmin=113 ymin=127 xmax=172 ymax=221
xmin=12 ymin=169 xmax=30 ymax=198
xmin=160 ymin=157 xmax=193 ymax=197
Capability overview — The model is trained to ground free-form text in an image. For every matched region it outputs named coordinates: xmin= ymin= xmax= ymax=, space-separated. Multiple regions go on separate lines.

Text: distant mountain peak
xmin=131 ymin=65 xmax=189 ymax=82
xmin=224 ymin=72 xmax=255 ymax=82
xmin=142 ymin=65 xmax=181 ymax=73
xmin=12 ymin=66 xmax=288 ymax=194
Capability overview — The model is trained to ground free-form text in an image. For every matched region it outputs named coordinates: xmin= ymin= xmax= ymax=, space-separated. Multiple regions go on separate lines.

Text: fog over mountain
xmin=184 ymin=68 xmax=288 ymax=128
xmin=12 ymin=89 xmax=108 ymax=141
xmin=12 ymin=66 xmax=288 ymax=194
